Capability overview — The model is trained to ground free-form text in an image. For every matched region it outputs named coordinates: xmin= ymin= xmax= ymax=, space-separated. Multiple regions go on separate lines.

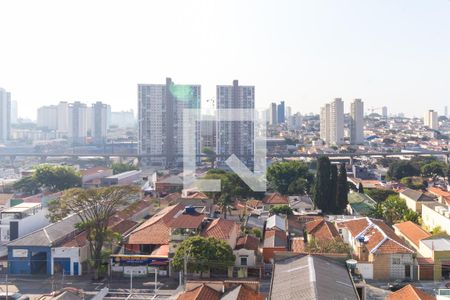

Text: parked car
xmin=445 ymin=282 xmax=450 ymax=289
xmin=388 ymin=279 xmax=412 ymax=291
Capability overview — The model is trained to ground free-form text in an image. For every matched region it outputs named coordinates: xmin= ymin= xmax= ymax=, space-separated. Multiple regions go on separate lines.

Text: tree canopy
xmin=267 ymin=161 xmax=313 ymax=195
xmin=112 ymin=162 xmax=137 ymax=175
xmin=364 ymin=189 xmax=397 ymax=203
xmin=171 ymin=236 xmax=235 ymax=276
xmin=369 ymin=195 xmax=421 ymax=225
xmin=13 ymin=165 xmax=81 ymax=195
xmin=48 ymin=186 xmax=139 ymax=278
xmin=269 ymin=205 xmax=293 ymax=216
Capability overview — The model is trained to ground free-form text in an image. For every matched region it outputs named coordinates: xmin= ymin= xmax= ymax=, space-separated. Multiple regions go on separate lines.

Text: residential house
xmin=393 ymin=221 xmax=431 ymax=252
xmin=124 ymin=204 xmax=207 ymax=276
xmin=288 ymin=195 xmax=314 ymax=213
xmin=336 ymin=217 xmax=414 ymax=280
xmin=265 ymin=215 xmax=286 ymax=232
xmin=417 ymin=238 xmax=450 ymax=280
xmin=233 ymin=235 xmax=260 ymax=278
xmin=399 ymin=188 xmax=436 ymax=213
xmin=262 ymin=230 xmax=287 ymax=263
xmin=177 ymin=284 xmax=221 ymax=300
xmin=202 ymin=218 xmax=240 ymax=250
xmin=387 ymin=284 xmax=435 ymax=300
xmin=421 ymin=202 xmax=450 ymax=235
xmin=80 ymin=166 xmax=113 ymax=188
xmin=262 ymin=193 xmax=288 ymax=210
xmin=269 ymin=254 xmax=359 ymax=300
xmin=428 ymin=187 xmax=450 ymax=206
xmin=305 ymin=218 xmax=341 ymax=243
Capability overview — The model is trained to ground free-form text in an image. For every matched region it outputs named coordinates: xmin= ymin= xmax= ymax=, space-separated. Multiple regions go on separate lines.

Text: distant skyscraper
xmin=288 ymin=112 xmax=302 ymax=130
xmin=10 ymin=100 xmax=18 ymax=124
xmin=200 ymin=114 xmax=216 ymax=151
xmin=320 ymin=98 xmax=344 ymax=145
xmin=424 ymin=109 xmax=438 ymax=130
xmin=57 ymin=101 xmax=69 ymax=134
xmin=37 ymin=105 xmax=58 ymax=130
xmin=138 ymin=77 xmax=201 ymax=167
xmin=110 ymin=110 xmax=136 ymax=128
xmin=350 ymin=99 xmax=364 ymax=144
xmin=68 ymin=101 xmax=88 ymax=145
xmin=382 ymin=106 xmax=388 ymax=119
xmin=285 ymin=106 xmax=292 ymax=120
xmin=277 ymin=101 xmax=285 ymax=123
xmin=0 ymin=88 xmax=11 ymax=143
xmin=216 ymin=80 xmax=255 ymax=168
xmin=90 ymin=101 xmax=108 ymax=145
xmin=269 ymin=102 xmax=277 ymax=125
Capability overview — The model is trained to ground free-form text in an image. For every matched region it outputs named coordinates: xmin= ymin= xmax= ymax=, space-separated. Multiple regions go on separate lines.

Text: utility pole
xmin=155 ymin=269 xmax=158 ymax=292
xmin=183 ymin=254 xmax=188 ymax=288
xmin=130 ymin=270 xmax=133 ymax=296
xmin=5 ymin=273 xmax=8 ymax=300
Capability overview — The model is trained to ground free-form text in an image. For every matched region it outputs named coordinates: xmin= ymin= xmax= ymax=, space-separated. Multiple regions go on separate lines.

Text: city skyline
xmin=1 ymin=0 xmax=450 ymax=119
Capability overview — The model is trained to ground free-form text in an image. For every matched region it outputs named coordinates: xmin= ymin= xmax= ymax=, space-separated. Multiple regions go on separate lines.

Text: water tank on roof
xmin=185 ymin=206 xmax=196 ymax=215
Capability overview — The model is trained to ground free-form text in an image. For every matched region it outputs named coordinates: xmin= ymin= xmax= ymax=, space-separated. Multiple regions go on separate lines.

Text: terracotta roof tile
xmin=169 ymin=212 xmax=205 ymax=229
xmin=262 ymin=193 xmax=288 ymax=205
xmin=306 ymin=219 xmax=341 ymax=241
xmin=338 ymin=217 xmax=414 ymax=255
xmin=387 ymin=284 xmax=435 ymax=300
xmin=236 ymin=235 xmax=260 ymax=251
xmin=177 ymin=284 xmax=221 ymax=300
xmin=127 ymin=204 xmax=183 ymax=245
xmin=202 ymin=218 xmax=239 ymax=241
xmin=393 ymin=221 xmax=431 ymax=247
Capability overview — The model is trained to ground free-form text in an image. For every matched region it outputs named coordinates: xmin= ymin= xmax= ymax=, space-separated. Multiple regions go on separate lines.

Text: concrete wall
xmin=52 ymin=246 xmax=86 ymax=275
xmin=422 ymin=204 xmax=450 ymax=235
xmin=234 ymin=249 xmax=256 ymax=267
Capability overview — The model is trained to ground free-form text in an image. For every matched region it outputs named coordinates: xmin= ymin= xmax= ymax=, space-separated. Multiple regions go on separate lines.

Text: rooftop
xmin=421 ymin=238 xmax=450 ymax=251
xmin=270 ymin=254 xmax=359 ymax=300
xmin=393 ymin=221 xmax=431 ymax=247
xmin=387 ymin=284 xmax=435 ymax=300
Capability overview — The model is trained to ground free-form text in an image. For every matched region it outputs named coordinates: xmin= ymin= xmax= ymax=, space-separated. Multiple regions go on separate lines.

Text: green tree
xmin=400 ymin=177 xmax=428 ymax=190
xmin=387 ymin=160 xmax=420 ymax=180
xmin=48 ymin=186 xmax=139 ymax=279
xmin=251 ymin=228 xmax=262 ymax=238
xmin=12 ymin=176 xmax=41 ymax=195
xmin=287 ymin=178 xmax=309 ymax=195
xmin=269 ymin=205 xmax=293 ymax=216
xmin=329 ymin=164 xmax=338 ymax=213
xmin=111 ymin=163 xmax=137 ymax=175
xmin=201 ymin=147 xmax=216 ymax=168
xmin=421 ymin=161 xmax=447 ymax=183
xmin=267 ymin=161 xmax=313 ymax=195
xmin=369 ymin=195 xmax=419 ymax=225
xmin=365 ymin=189 xmax=397 ymax=203
xmin=34 ymin=165 xmax=81 ymax=191
xmin=171 ymin=236 xmax=235 ymax=277
xmin=204 ymin=170 xmax=258 ymax=218
xmin=336 ymin=163 xmax=349 ymax=213
xmin=312 ymin=156 xmax=331 ymax=211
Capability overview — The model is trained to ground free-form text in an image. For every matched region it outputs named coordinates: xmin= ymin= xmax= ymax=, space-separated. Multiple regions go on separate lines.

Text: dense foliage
xmin=269 ymin=205 xmax=293 ymax=216
xmin=365 ymin=189 xmax=397 ymax=203
xmin=111 ymin=162 xmax=137 ymax=175
xmin=266 ymin=161 xmax=313 ymax=195
xmin=369 ymin=195 xmax=421 ymax=225
xmin=172 ymin=236 xmax=235 ymax=276
xmin=48 ymin=186 xmax=139 ymax=279
xmin=13 ymin=165 xmax=81 ymax=195
xmin=312 ymin=157 xmax=348 ymax=214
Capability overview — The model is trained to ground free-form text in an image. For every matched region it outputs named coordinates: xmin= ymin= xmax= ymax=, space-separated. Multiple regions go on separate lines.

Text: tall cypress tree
xmin=330 ymin=164 xmax=338 ymax=213
xmin=336 ymin=163 xmax=349 ymax=213
xmin=312 ymin=156 xmax=331 ymax=211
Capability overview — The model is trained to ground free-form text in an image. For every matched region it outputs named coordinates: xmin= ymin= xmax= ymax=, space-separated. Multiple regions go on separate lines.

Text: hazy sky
xmin=1 ymin=0 xmax=449 ymax=119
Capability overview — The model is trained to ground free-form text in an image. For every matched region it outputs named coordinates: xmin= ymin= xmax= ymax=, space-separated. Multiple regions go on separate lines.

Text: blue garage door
xmin=73 ymin=262 xmax=79 ymax=275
